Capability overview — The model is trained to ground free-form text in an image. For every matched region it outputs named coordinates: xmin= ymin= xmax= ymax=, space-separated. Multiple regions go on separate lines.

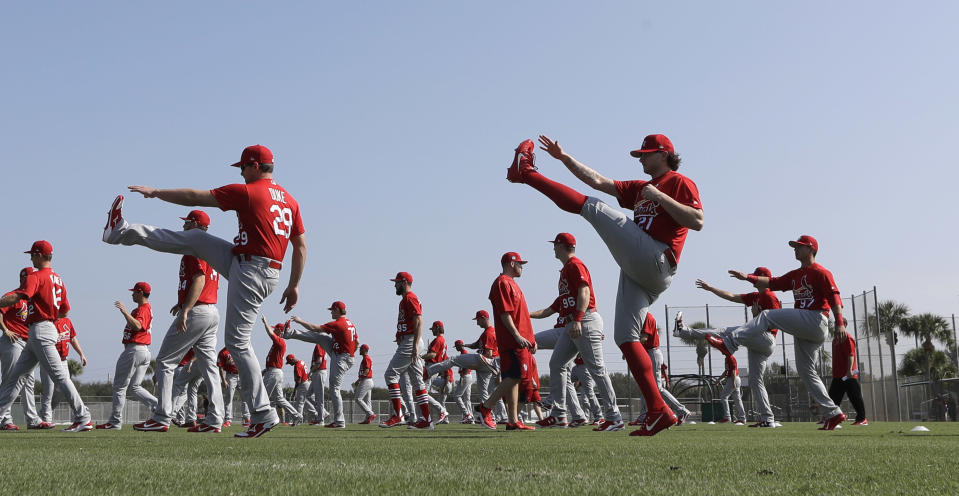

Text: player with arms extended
xmin=508 ymin=134 xmax=703 ymax=436
xmin=102 ymin=144 xmax=306 ymax=438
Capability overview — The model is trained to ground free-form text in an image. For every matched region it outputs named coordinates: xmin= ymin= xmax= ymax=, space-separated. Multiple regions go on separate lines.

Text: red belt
xmin=239 ymin=254 xmax=282 ymax=270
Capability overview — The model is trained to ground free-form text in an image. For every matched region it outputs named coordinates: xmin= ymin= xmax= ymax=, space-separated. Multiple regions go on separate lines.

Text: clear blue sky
xmin=4 ymin=2 xmax=957 ymax=385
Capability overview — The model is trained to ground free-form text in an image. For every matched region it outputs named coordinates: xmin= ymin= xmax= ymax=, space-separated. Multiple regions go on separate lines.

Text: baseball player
xmin=287 ymin=301 xmax=358 ymax=428
xmin=98 ymin=282 xmax=159 ymax=429
xmin=830 ymin=326 xmax=867 ymax=426
xmin=38 ymin=317 xmax=87 ymax=428
xmin=533 ymin=320 xmax=590 ymax=427
xmin=103 ymin=144 xmax=307 ymax=438
xmin=217 ymin=346 xmax=247 ymax=427
xmin=527 ymin=233 xmax=623 ymax=431
xmin=451 ymin=340 xmax=475 ymax=423
xmin=475 ymin=252 xmax=537 ymax=431
xmin=570 ymin=356 xmax=602 ymax=423
xmin=352 ymin=344 xmax=376 ymax=424
xmin=132 ymin=210 xmax=225 ymax=433
xmin=632 ymin=313 xmax=692 ymax=426
xmin=424 ymin=334 xmax=500 ymax=423
xmin=677 ymin=267 xmax=782 ymax=427
xmin=309 ymin=343 xmax=329 ymax=424
xmin=678 ymin=235 xmax=847 ymax=430
xmin=168 ymin=348 xmax=202 ymax=429
xmin=380 ymin=272 xmax=436 ymax=429
xmin=260 ymin=317 xmax=302 ymax=425
xmin=462 ymin=310 xmax=508 ymax=423
xmin=512 ymin=134 xmax=703 ymax=436
xmin=0 ymin=267 xmax=42 ymax=430
xmin=286 ymin=354 xmax=319 ymax=423
xmin=421 ymin=321 xmax=451 ymax=424
xmin=716 ymin=351 xmax=745 ymax=424
xmin=0 ymin=241 xmax=92 ymax=432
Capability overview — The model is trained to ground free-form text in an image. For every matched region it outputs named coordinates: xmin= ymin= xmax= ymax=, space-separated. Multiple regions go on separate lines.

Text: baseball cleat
xmin=568 ymin=418 xmax=588 ymax=428
xmin=436 ymin=411 xmax=450 ymax=424
xmin=95 ymin=422 xmax=121 ymax=430
xmin=853 ymin=418 xmax=869 ymax=426
xmin=703 ymin=334 xmax=732 ymax=356
xmin=63 ymin=421 xmax=94 ymax=432
xmin=673 ymin=311 xmax=686 ymax=337
xmin=475 ymin=404 xmax=496 ymax=430
xmin=188 ymin=424 xmax=221 ymax=433
xmin=506 ymin=421 xmax=535 ymax=431
xmin=102 ymin=195 xmax=128 ymax=243
xmin=289 ymin=416 xmax=304 ymax=427
xmin=593 ymin=419 xmax=625 ymax=432
xmin=379 ymin=415 xmax=405 ymax=428
xmin=591 ymin=418 xmax=605 ymax=426
xmin=460 ymin=416 xmax=474 ymax=424
xmin=675 ymin=411 xmax=691 ymax=426
xmin=360 ymin=414 xmax=377 ymax=425
xmin=324 ymin=422 xmax=346 ymax=429
xmin=133 ymin=420 xmax=169 ymax=432
xmin=734 ymin=420 xmax=746 ymax=426
xmin=234 ymin=418 xmax=279 ymax=438
xmin=180 ymin=420 xmax=197 ymax=429
xmin=506 ymin=139 xmax=537 ymax=183
xmin=222 ymin=421 xmax=232 ymax=428
xmin=628 ymin=409 xmax=677 ymax=437
xmin=27 ymin=422 xmax=52 ymax=430
xmin=748 ymin=420 xmax=776 ymax=428
xmin=535 ymin=416 xmax=568 ymax=428
xmin=819 ymin=412 xmax=847 ymax=431
xmin=408 ymin=419 xmax=434 ymax=430
xmin=718 ymin=418 xmax=730 ymax=423
xmin=1 ymin=423 xmax=20 ymax=431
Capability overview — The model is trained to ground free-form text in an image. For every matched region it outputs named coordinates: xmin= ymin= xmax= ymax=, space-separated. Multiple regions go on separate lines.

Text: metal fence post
xmin=850 ymin=293 xmax=877 ymax=421
xmin=875 ymin=287 xmax=902 ymax=421
xmin=664 ymin=304 xmax=671 ymax=372
xmin=706 ymin=303 xmax=713 ymax=376
xmin=864 ymin=290 xmax=888 ymax=421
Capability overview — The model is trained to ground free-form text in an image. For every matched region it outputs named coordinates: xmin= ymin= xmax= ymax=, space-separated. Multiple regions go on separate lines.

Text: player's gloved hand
xmin=280 ymin=286 xmax=298 ymax=313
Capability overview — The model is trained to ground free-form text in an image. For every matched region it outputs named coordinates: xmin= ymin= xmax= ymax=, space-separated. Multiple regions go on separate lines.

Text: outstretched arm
xmin=291 ymin=316 xmax=323 ymax=333
xmin=538 ymin=135 xmax=618 ymax=197
xmin=696 ymin=280 xmax=744 ymax=304
xmin=732 ymin=270 xmax=770 ymax=291
xmin=128 ymin=186 xmax=220 ymax=208
xmin=529 ymin=306 xmax=557 ymax=319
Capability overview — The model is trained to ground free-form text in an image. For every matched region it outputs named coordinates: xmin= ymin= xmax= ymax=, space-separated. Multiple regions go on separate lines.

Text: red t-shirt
xmin=358 ymin=355 xmax=373 ymax=379
xmin=395 ymin=292 xmax=422 ymax=340
xmin=457 ymin=348 xmax=473 ymax=376
xmin=554 ymin=256 xmax=597 ymax=319
xmin=321 ymin=317 xmax=358 ymax=356
xmin=122 ymin=302 xmax=152 ymax=345
xmin=17 ymin=268 xmax=70 ymax=324
xmin=740 ymin=290 xmax=783 ymax=337
xmin=54 ymin=317 xmax=76 ymax=360
xmin=210 ymin=178 xmax=305 ymax=261
xmin=312 ymin=344 xmax=327 ymax=371
xmin=724 ymin=354 xmax=738 ymax=377
xmin=641 ymin=313 xmax=659 ymax=350
xmin=292 ymin=360 xmax=310 ymax=384
xmin=832 ymin=332 xmax=858 ymax=379
xmin=477 ymin=327 xmax=498 ymax=358
xmin=217 ymin=347 xmax=238 ymax=374
xmin=614 ymin=170 xmax=702 ymax=264
xmin=179 ymin=348 xmax=195 ymax=367
xmin=427 ymin=335 xmax=448 ymax=364
xmin=266 ymin=332 xmax=286 ymax=369
xmin=488 ymin=274 xmax=535 ymax=352
xmin=178 ymin=255 xmax=219 ymax=306
xmin=1 ymin=297 xmax=30 ymax=339
xmin=767 ymin=263 xmax=840 ymax=312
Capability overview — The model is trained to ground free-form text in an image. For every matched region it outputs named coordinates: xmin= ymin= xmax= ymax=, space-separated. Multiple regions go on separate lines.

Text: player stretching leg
xmin=287 ymin=301 xmax=359 ymax=428
xmin=533 ymin=326 xmax=590 ymax=427
xmin=678 ymin=235 xmax=847 ymax=430
xmin=103 ymin=144 xmax=306 ymax=438
xmin=421 ymin=321 xmax=451 ymax=424
xmin=260 ymin=317 xmax=303 ymax=425
xmin=352 ymin=344 xmax=377 ymax=424
xmin=632 ymin=313 xmax=692 ymax=425
xmin=286 ymin=354 xmax=319 ymax=423
xmin=510 ymin=135 xmax=704 ymax=436
xmin=0 ymin=241 xmax=92 ymax=432
xmin=450 ymin=340 xmax=476 ymax=423
xmin=0 ymin=267 xmax=43 ymax=430
xmin=463 ymin=310 xmax=508 ymax=422
xmin=217 ymin=347 xmax=241 ymax=427
xmin=380 ymin=273 xmax=436 ymax=429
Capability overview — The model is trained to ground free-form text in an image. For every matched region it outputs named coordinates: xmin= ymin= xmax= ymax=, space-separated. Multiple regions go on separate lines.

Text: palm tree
xmin=899 ymin=348 xmax=957 ymax=381
xmin=66 ymin=359 xmax=84 ymax=378
xmin=676 ymin=321 xmax=709 ymax=376
xmin=900 ymin=313 xmax=954 ymax=393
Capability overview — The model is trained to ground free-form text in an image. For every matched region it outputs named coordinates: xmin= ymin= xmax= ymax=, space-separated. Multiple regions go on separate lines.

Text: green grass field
xmin=2 ymin=421 xmax=956 ymax=495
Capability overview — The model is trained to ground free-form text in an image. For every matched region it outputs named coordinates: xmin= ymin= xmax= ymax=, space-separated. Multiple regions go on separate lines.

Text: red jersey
xmin=457 ymin=348 xmax=473 ymax=376
xmin=395 ymin=292 xmax=422 ymax=340
xmin=179 ymin=348 xmax=195 ymax=367
xmin=554 ymin=256 xmax=597 ymax=319
xmin=178 ymin=255 xmax=219 ymax=306
xmin=54 ymin=317 xmax=76 ymax=360
xmin=427 ymin=335 xmax=448 ymax=364
xmin=292 ymin=360 xmax=310 ymax=384
xmin=312 ymin=344 xmax=327 ymax=371
xmin=358 ymin=355 xmax=373 ymax=379
xmin=767 ymin=263 xmax=840 ymax=312
xmin=549 ymin=299 xmax=568 ymax=328
xmin=321 ymin=316 xmax=358 ymax=356
xmin=488 ymin=274 xmax=535 ymax=351
xmin=477 ymin=326 xmax=499 ymax=358
xmin=641 ymin=313 xmax=659 ymax=350
xmin=740 ymin=290 xmax=783 ymax=337
xmin=1 ymin=296 xmax=30 ymax=339
xmin=122 ymin=302 xmax=152 ymax=345
xmin=724 ymin=354 xmax=738 ymax=377
xmin=217 ymin=347 xmax=238 ymax=374
xmin=266 ymin=332 xmax=286 ymax=369
xmin=17 ymin=267 xmax=70 ymax=324
xmin=210 ymin=178 xmax=305 ymax=262
xmin=832 ymin=331 xmax=858 ymax=379
xmin=614 ymin=170 xmax=702 ymax=264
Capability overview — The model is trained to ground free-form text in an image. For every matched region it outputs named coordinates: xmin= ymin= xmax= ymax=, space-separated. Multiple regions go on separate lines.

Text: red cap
xmin=360 ymin=344 xmax=370 ymax=353
xmin=230 ymin=144 xmax=274 ymax=167
xmin=19 ymin=267 xmax=35 ymax=279
xmin=286 ymin=354 xmax=296 ymax=362
xmin=788 ymin=235 xmax=819 ymax=254
xmin=328 ymin=301 xmax=346 ymax=312
xmin=431 ymin=321 xmax=444 ymax=330
xmin=24 ymin=240 xmax=53 ymax=256
xmin=629 ymin=134 xmax=675 ymax=157
xmin=472 ymin=310 xmax=489 ymax=321
xmin=752 ymin=267 xmax=772 ymax=277
xmin=180 ymin=210 xmax=211 ymax=227
xmin=500 ymin=252 xmax=527 ymax=265
xmin=390 ymin=272 xmax=413 ymax=284
xmin=549 ymin=232 xmax=576 ymax=246
xmin=129 ymin=282 xmax=152 ymax=293
xmin=273 ymin=323 xmax=286 ymax=333
xmin=454 ymin=339 xmax=464 ymax=347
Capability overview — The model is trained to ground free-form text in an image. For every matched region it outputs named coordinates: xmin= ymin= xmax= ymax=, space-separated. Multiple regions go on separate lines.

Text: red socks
xmin=525 ymin=171 xmax=587 ymax=214
xmin=619 ymin=341 xmax=667 ymax=412
xmin=387 ymin=383 xmax=402 ymax=416
xmin=415 ymin=389 xmax=431 ymax=421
